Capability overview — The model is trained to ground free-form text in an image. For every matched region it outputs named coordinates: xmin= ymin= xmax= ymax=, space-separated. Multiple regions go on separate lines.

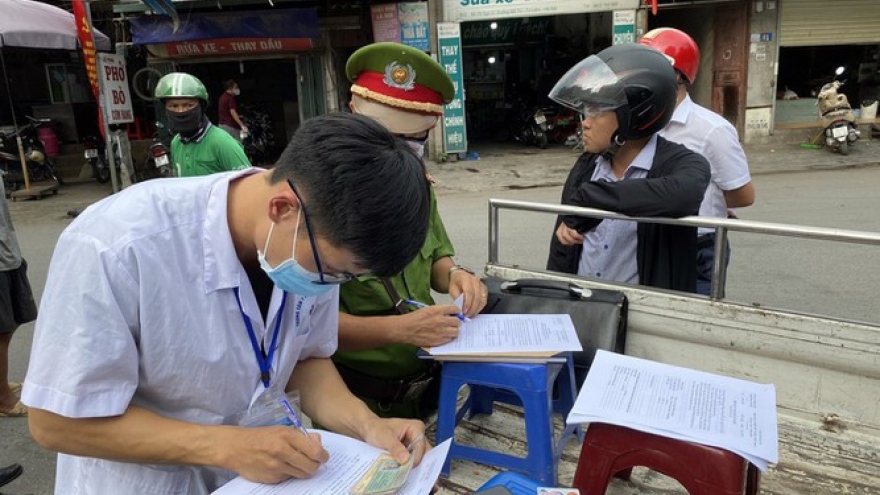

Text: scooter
xmin=83 ymin=134 xmax=111 ymax=183
xmin=512 ymin=106 xmax=549 ymax=149
xmin=817 ymin=67 xmax=860 ymax=155
xmin=140 ymin=137 xmax=171 ymax=180
xmin=0 ymin=117 xmax=63 ymax=191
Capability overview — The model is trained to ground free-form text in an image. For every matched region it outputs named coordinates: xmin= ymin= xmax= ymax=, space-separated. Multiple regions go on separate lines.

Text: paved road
xmin=2 ymin=165 xmax=880 ymax=494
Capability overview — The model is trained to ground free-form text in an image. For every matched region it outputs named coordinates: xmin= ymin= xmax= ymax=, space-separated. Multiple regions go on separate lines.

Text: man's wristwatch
xmin=448 ymin=265 xmax=475 ymax=281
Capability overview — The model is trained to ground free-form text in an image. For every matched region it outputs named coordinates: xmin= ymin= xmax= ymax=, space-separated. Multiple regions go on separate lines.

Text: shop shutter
xmin=779 ymin=0 xmax=879 ymax=46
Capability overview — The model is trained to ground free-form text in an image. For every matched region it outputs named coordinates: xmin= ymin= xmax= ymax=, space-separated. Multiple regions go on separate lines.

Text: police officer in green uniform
xmin=154 ymin=73 xmax=251 ymax=178
xmin=334 ymin=42 xmax=489 ymax=419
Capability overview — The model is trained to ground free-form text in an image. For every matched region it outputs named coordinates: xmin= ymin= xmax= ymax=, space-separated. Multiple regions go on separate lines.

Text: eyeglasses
xmin=286 ymin=179 xmax=354 ymax=285
xmin=581 ymin=103 xmax=616 ymax=120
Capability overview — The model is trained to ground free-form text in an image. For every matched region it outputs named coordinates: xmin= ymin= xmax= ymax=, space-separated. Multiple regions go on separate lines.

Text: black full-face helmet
xmin=549 ymin=44 xmax=678 ymax=142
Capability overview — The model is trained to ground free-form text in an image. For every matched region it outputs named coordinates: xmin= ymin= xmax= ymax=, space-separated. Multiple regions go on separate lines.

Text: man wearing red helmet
xmin=546 ymin=44 xmax=710 ymax=292
xmin=639 ymin=28 xmax=756 ymax=296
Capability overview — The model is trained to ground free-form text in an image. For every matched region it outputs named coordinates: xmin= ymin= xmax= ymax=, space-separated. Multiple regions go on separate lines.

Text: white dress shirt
xmin=659 ymin=94 xmax=751 ymax=233
xmin=23 ymin=170 xmax=338 ymax=494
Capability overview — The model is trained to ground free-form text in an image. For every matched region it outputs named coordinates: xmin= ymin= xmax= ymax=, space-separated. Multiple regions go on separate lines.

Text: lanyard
xmin=233 ymin=287 xmax=288 ymax=389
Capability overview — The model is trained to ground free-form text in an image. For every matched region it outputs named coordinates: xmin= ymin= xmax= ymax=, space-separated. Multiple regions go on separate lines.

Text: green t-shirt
xmin=334 ymin=189 xmax=454 ymax=378
xmin=171 ymin=125 xmax=251 ymax=177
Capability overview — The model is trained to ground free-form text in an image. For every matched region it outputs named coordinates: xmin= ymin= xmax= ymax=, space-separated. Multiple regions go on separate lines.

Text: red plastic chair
xmin=572 ymin=423 xmax=760 ymax=495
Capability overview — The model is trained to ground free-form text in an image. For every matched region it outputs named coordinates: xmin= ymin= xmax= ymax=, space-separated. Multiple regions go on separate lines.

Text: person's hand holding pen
xmin=218 ymin=412 xmax=329 ymax=483
xmin=394 ymin=301 xmax=462 ymax=348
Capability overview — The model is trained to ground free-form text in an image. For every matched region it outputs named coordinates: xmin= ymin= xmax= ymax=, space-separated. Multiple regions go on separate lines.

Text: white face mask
xmin=256 ymin=211 xmax=334 ymax=297
xmin=401 ymin=135 xmax=428 ymax=158
xmin=232 ymin=88 xmax=241 ymax=96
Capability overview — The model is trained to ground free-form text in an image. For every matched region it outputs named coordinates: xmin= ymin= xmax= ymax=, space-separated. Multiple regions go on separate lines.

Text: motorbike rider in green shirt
xmin=333 ymin=43 xmax=488 ymax=419
xmin=154 ymin=72 xmax=251 ymax=178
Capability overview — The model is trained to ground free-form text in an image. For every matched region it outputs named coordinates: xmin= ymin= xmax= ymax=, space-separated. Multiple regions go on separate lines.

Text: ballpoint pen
xmin=279 ymin=396 xmax=316 ymax=442
xmin=405 ymin=433 xmax=424 ymax=454
xmin=404 ymin=298 xmax=468 ymax=322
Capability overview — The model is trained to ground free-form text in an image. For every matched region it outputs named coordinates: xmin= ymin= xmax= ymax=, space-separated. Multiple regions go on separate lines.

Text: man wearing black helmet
xmin=546 ymin=44 xmax=710 ymax=293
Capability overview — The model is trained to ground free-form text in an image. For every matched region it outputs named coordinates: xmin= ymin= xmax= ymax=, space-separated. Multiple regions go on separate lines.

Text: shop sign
xmin=154 ymin=38 xmax=313 ymax=58
xmin=444 ymin=0 xmax=639 ymax=22
xmin=438 ymin=23 xmax=468 ymax=154
xmin=97 ymin=53 xmax=134 ymax=124
xmin=129 ymin=9 xmax=319 ymax=44
xmin=461 ymin=17 xmax=552 ymax=45
xmin=371 ymin=3 xmax=430 ymax=51
xmin=612 ymin=10 xmax=635 ymax=45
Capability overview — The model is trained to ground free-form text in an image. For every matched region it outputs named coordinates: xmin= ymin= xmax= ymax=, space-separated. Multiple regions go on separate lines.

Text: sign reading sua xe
xmin=444 ymin=0 xmax=639 ymax=22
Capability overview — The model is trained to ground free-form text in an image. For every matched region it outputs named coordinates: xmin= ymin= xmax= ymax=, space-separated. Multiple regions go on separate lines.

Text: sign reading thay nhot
xmin=97 ymin=53 xmax=134 ymax=125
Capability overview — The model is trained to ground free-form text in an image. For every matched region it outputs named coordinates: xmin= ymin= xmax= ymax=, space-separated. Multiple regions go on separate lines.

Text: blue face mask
xmin=257 ymin=211 xmax=335 ymax=297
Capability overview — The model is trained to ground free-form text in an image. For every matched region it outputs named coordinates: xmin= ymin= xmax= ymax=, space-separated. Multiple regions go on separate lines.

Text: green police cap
xmin=347 ymin=42 xmax=454 ymax=117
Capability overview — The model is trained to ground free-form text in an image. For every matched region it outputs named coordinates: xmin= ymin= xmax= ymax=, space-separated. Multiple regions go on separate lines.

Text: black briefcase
xmin=481 ymin=277 xmax=628 ymax=386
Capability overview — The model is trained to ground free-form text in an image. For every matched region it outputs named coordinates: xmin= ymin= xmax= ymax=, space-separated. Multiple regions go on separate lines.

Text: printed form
xmin=212 ymin=432 xmax=451 ymax=495
xmin=567 ymin=350 xmax=778 ymax=470
xmin=428 ymin=314 xmax=582 ymax=355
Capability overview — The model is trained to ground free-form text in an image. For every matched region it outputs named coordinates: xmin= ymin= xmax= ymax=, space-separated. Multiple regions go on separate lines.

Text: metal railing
xmin=488 ymin=199 xmax=880 ymax=300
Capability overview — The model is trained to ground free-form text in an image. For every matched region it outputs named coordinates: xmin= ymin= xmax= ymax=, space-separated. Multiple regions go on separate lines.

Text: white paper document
xmin=211 ymin=432 xmax=451 ymax=495
xmin=567 ymin=350 xmax=778 ymax=471
xmin=428 ymin=314 xmax=582 ymax=355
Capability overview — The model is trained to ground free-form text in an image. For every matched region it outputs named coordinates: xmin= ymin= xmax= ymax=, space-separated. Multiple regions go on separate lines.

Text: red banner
xmin=72 ymin=0 xmax=99 ymax=99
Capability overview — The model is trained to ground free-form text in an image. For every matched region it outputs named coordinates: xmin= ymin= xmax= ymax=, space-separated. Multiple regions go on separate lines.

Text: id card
xmin=537 ymin=488 xmax=581 ymax=495
xmin=350 ymin=452 xmax=415 ymax=495
xmin=226 ymin=389 xmax=308 ymax=428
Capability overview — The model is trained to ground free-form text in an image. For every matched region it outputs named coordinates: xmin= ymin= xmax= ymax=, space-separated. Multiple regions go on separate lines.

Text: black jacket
xmin=546 ymin=136 xmax=710 ymax=292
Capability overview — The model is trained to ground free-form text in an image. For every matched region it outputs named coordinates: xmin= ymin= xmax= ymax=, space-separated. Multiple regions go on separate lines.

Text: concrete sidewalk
xmin=428 ymin=138 xmax=880 ymax=194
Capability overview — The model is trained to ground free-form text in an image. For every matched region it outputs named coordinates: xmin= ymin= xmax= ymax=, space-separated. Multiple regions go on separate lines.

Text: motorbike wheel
xmin=536 ymin=132 xmax=549 ymax=149
xmin=839 ymin=141 xmax=849 ymax=155
xmin=94 ymin=157 xmax=111 ymax=183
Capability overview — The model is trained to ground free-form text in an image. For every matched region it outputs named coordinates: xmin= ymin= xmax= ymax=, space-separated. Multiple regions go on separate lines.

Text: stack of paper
xmin=211 ymin=432 xmax=451 ymax=495
xmin=423 ymin=313 xmax=583 ymax=362
xmin=567 ymin=350 xmax=778 ymax=471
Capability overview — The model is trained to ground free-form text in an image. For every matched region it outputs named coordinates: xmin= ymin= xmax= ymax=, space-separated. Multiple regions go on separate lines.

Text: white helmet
xmin=26 ymin=149 xmax=45 ymax=164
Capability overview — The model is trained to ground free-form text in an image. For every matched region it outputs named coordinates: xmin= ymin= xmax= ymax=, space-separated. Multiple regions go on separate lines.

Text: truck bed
xmin=431 ymin=401 xmax=880 ymax=494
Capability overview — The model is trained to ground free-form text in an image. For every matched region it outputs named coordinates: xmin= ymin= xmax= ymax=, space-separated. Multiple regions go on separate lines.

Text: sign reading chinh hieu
xmin=437 ymin=23 xmax=467 ymax=154
xmin=444 ymin=0 xmax=639 ymax=22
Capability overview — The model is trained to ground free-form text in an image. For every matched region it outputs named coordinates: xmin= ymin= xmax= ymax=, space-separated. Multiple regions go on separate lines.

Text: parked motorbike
xmin=139 ymin=136 xmax=172 ymax=180
xmin=817 ymin=67 xmax=860 ymax=155
xmin=543 ymin=106 xmax=580 ymax=145
xmin=512 ymin=106 xmax=549 ymax=149
xmin=240 ymin=104 xmax=275 ymax=165
xmin=0 ymin=116 xmax=63 ymax=191
xmin=83 ymin=134 xmax=111 ymax=183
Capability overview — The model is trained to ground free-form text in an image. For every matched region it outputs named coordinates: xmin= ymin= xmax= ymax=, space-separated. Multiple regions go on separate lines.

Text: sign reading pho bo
xmin=98 ymin=53 xmax=134 ymax=124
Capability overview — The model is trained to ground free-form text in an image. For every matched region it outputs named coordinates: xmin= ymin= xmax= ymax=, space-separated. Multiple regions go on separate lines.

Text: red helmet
xmin=639 ymin=27 xmax=700 ymax=84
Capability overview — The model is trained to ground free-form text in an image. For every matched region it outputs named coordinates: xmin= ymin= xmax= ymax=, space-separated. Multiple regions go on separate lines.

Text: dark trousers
xmin=696 ymin=234 xmax=730 ymax=296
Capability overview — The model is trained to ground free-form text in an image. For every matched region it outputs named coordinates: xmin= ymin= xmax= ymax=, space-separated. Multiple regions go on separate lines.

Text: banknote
xmin=350 ymin=452 xmax=415 ymax=495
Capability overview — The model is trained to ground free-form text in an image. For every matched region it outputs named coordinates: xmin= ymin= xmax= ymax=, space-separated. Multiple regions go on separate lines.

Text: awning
xmin=0 ymin=0 xmax=111 ymax=50
xmin=131 ymin=9 xmax=319 ymax=57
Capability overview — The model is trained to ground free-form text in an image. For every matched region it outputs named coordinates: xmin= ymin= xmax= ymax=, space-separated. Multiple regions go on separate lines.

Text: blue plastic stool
xmin=435 ymin=353 xmax=581 ymax=486
xmin=477 ymin=471 xmax=543 ymax=495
